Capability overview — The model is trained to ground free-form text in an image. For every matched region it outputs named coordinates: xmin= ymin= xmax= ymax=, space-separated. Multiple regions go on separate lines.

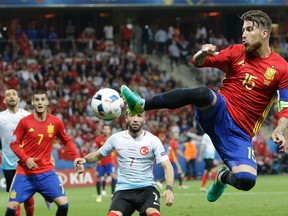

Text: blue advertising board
xmin=0 ymin=0 xmax=287 ymax=7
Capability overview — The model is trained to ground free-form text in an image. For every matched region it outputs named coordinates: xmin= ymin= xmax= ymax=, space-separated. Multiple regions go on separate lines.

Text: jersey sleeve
xmin=276 ymin=62 xmax=288 ymax=119
xmin=192 ymin=45 xmax=238 ymax=73
xmin=99 ymin=135 xmax=115 ymax=157
xmin=205 ymin=47 xmax=232 ymax=72
xmin=10 ymin=119 xmax=30 ymax=162
xmin=56 ymin=119 xmax=80 ymax=159
xmin=154 ymin=136 xmax=169 ymax=164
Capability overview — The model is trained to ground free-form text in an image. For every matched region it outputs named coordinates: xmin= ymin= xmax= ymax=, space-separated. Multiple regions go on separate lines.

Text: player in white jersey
xmin=197 ymin=133 xmax=217 ymax=192
xmin=0 ymin=88 xmax=52 ymax=215
xmin=74 ymin=110 xmax=174 ymax=216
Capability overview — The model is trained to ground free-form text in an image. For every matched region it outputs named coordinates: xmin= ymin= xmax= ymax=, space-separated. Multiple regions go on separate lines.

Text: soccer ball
xmin=91 ymin=88 xmax=124 ymax=121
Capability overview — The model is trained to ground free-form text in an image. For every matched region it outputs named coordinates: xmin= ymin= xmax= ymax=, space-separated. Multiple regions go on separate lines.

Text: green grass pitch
xmin=1 ymin=175 xmax=287 ymax=216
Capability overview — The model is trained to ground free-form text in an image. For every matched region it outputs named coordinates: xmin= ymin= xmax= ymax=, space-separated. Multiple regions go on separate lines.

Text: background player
xmin=197 ymin=133 xmax=217 ymax=192
xmin=0 ymin=88 xmax=35 ymax=216
xmin=94 ymin=124 xmax=117 ymax=202
xmin=167 ymin=132 xmax=186 ymax=189
xmin=5 ymin=89 xmax=81 ymax=216
xmin=0 ymin=88 xmax=53 ymax=216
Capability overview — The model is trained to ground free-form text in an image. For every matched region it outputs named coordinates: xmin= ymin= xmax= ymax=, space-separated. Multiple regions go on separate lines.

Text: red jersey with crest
xmin=192 ymin=44 xmax=288 ymax=137
xmin=94 ymin=135 xmax=112 ymax=165
xmin=10 ymin=113 xmax=80 ymax=175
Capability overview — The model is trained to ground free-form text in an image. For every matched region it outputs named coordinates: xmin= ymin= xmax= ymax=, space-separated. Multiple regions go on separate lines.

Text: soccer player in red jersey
xmin=1 ymin=88 xmax=35 ymax=216
xmin=120 ymin=10 xmax=288 ymax=202
xmin=167 ymin=132 xmax=186 ymax=188
xmin=94 ymin=124 xmax=117 ymax=202
xmin=5 ymin=89 xmax=81 ymax=216
xmin=1 ymin=88 xmax=53 ymax=216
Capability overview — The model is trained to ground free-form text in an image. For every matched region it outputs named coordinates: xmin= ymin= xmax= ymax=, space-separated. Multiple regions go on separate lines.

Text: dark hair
xmin=5 ymin=87 xmax=17 ymax=92
xmin=241 ymin=10 xmax=272 ymax=34
xmin=125 ymin=109 xmax=145 ymax=117
xmin=32 ymin=89 xmax=48 ymax=97
xmin=4 ymin=87 xmax=18 ymax=97
xmin=102 ymin=124 xmax=112 ymax=129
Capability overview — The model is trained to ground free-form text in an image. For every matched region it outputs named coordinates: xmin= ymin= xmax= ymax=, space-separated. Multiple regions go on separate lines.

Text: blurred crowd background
xmin=0 ymin=6 xmax=288 ymax=177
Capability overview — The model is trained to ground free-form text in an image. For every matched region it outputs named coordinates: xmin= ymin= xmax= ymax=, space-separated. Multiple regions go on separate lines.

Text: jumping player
xmin=120 ymin=10 xmax=288 ymax=202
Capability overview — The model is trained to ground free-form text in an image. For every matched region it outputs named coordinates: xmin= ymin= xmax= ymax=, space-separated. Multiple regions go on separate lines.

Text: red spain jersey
xmin=168 ymin=139 xmax=179 ymax=163
xmin=192 ymin=44 xmax=288 ymax=137
xmin=11 ymin=113 xmax=80 ymax=175
xmin=94 ymin=135 xmax=112 ymax=165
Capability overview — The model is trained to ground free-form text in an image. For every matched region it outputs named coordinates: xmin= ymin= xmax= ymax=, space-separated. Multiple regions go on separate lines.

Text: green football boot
xmin=207 ymin=164 xmax=229 ymax=202
xmin=120 ymin=85 xmax=145 ymax=115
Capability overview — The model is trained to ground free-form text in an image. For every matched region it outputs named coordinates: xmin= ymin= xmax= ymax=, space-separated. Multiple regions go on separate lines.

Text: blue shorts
xmin=96 ymin=163 xmax=115 ymax=177
xmin=9 ymin=170 xmax=66 ymax=203
xmin=195 ymin=91 xmax=257 ymax=170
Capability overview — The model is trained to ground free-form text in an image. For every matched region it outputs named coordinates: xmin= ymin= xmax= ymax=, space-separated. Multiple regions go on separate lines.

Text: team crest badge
xmin=47 ymin=123 xmax=54 ymax=138
xmin=264 ymin=67 xmax=276 ymax=80
xmin=10 ymin=190 xmax=17 ymax=199
xmin=140 ymin=146 xmax=149 ymax=156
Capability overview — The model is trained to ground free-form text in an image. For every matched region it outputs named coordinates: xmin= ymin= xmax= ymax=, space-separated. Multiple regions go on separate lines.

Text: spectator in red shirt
xmin=121 ymin=24 xmax=132 ymax=46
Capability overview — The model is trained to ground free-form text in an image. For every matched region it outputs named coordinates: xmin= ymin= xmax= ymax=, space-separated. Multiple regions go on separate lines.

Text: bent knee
xmin=234 ymin=171 xmax=256 ymax=191
xmin=54 ymin=196 xmax=68 ymax=206
xmin=7 ymin=201 xmax=19 ymax=209
xmin=236 ymin=178 xmax=256 ymax=191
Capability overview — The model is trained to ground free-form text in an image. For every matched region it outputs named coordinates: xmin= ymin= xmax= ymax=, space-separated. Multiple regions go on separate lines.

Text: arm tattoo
xmin=194 ymin=50 xmax=207 ymax=66
xmin=274 ymin=117 xmax=288 ymax=135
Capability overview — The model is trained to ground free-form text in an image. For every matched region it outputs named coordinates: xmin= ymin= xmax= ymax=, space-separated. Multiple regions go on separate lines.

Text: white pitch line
xmin=88 ymin=191 xmax=288 ymax=198
xmin=172 ymin=191 xmax=288 ymax=196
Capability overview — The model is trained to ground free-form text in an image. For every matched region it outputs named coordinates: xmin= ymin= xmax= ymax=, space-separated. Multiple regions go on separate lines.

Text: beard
xmin=128 ymin=123 xmax=142 ymax=134
xmin=244 ymin=41 xmax=261 ymax=53
xmin=7 ymin=102 xmax=17 ymax=110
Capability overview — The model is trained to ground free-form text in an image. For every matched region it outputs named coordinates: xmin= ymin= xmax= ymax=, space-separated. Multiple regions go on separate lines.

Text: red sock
xmin=24 ymin=197 xmax=34 ymax=216
xmin=16 ymin=204 xmax=21 ymax=216
xmin=107 ymin=212 xmax=119 ymax=216
xmin=211 ymin=171 xmax=217 ymax=180
xmin=149 ymin=213 xmax=160 ymax=216
xmin=201 ymin=174 xmax=209 ymax=187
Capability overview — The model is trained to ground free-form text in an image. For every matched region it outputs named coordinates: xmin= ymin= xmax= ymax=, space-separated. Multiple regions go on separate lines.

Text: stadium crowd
xmin=0 ymin=18 xmax=287 ymax=176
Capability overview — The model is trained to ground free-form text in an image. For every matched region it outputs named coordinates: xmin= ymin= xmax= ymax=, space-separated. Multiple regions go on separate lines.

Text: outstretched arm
xmin=271 ymin=117 xmax=288 ymax=152
xmin=161 ymin=159 xmax=174 ymax=207
xmin=193 ymin=44 xmax=217 ymax=66
xmin=74 ymin=150 xmax=104 ymax=173
xmin=197 ymin=144 xmax=205 ymax=162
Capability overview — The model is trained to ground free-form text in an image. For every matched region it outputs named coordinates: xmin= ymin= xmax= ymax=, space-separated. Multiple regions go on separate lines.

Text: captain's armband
xmin=277 ymin=89 xmax=288 ymax=111
xmin=277 ymin=101 xmax=288 ymax=112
